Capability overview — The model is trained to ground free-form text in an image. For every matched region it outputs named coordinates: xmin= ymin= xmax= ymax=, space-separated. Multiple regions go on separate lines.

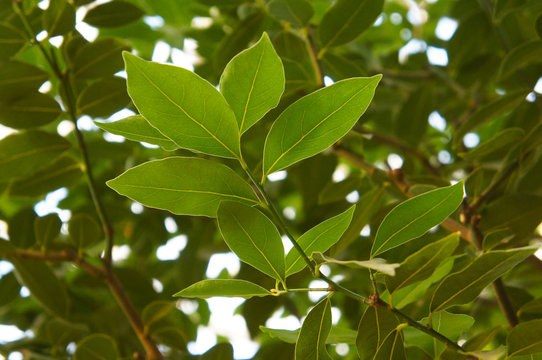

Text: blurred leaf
xmin=386 ymin=233 xmax=460 ymax=293
xmin=68 ymin=214 xmax=102 ymax=251
xmin=0 ymin=60 xmax=48 ymax=97
xmin=0 ymin=92 xmax=61 ymax=129
xmin=463 ymin=326 xmax=503 ymax=352
xmin=507 ymin=319 xmax=542 ymax=357
xmin=260 ymin=326 xmax=357 ymax=344
xmin=499 ymin=40 xmax=542 ymax=80
xmin=217 ymin=201 xmax=285 ymax=282
xmin=107 ymin=157 xmax=259 ymax=217
xmin=431 ymin=246 xmax=536 ymax=312
xmin=43 ymin=318 xmax=87 ymax=349
xmin=83 ymin=1 xmax=144 ymax=28
xmin=318 ymin=176 xmax=364 ymax=205
xmin=74 ymin=334 xmax=118 ymax=360
xmin=73 ymin=37 xmax=131 ymax=79
xmin=263 ymin=75 xmax=381 ymax=177
xmin=220 ymin=33 xmax=285 ymax=133
xmin=518 ymin=297 xmax=542 ymax=318
xmin=394 ymin=86 xmax=433 ymax=147
xmin=0 ymin=23 xmax=26 ymax=60
xmin=124 ymin=52 xmax=241 ymax=159
xmin=285 ymin=206 xmax=355 ymax=276
xmin=95 ymin=115 xmax=177 ymax=150
xmin=312 ymin=252 xmax=399 ymax=276
xmin=356 ymin=306 xmax=402 ymax=360
xmin=318 ymin=0 xmax=384 ymax=53
xmin=8 ymin=208 xmax=37 ymax=249
xmin=0 ymin=272 xmax=21 ymax=307
xmin=77 ymin=77 xmax=130 ymax=118
xmin=268 ymin=0 xmax=313 ymax=27
xmin=174 ymin=279 xmax=273 ymax=299
xmin=201 ymin=343 xmax=234 ymax=360
xmin=296 ymin=296 xmax=332 ymax=360
xmin=0 ymin=130 xmax=71 ymax=182
xmin=459 ymin=128 xmax=524 ymax=161
xmin=34 ymin=213 xmax=62 ymax=252
xmin=371 ymin=182 xmax=464 ymax=256
xmin=42 ymin=0 xmax=75 ymax=37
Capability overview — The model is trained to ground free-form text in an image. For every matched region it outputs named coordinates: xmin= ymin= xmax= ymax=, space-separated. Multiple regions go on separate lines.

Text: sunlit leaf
xmin=260 ymin=326 xmax=357 ymax=344
xmin=312 ymin=252 xmax=399 ymax=276
xmin=174 ymin=279 xmax=273 ymax=299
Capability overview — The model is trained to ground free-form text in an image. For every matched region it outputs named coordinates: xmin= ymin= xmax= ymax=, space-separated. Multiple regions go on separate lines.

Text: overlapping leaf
xmin=507 ymin=319 xmax=542 ymax=357
xmin=357 ymin=306 xmax=403 ymax=360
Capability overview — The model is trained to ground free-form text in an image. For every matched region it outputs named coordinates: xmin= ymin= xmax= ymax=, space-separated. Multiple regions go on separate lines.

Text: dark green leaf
xmin=174 ymin=279 xmax=273 ymax=299
xmin=268 ymin=0 xmax=314 ymax=27
xmin=43 ymin=318 xmax=87 ymax=349
xmin=74 ymin=334 xmax=118 ymax=360
xmin=318 ymin=0 xmax=384 ymax=54
xmin=0 ymin=60 xmax=48 ymax=97
xmin=463 ymin=326 xmax=503 ymax=352
xmin=0 ymin=273 xmax=20 ymax=307
xmin=260 ymin=326 xmax=357 ymax=344
xmin=394 ymin=87 xmax=433 ymax=147
xmin=83 ymin=1 xmax=144 ymax=28
xmin=499 ymin=40 xmax=542 ymax=80
xmin=356 ymin=306 xmax=401 ymax=360
xmin=285 ymin=206 xmax=355 ymax=276
xmin=507 ymin=319 xmax=542 ymax=357
xmin=374 ymin=328 xmax=406 ymax=360
xmin=0 ymin=130 xmax=71 ymax=182
xmin=459 ymin=128 xmax=524 ymax=161
xmin=263 ymin=75 xmax=381 ymax=177
xmin=0 ymin=23 xmax=26 ymax=60
xmin=77 ymin=77 xmax=130 ymax=118
xmin=431 ymin=246 xmax=536 ymax=312
xmin=312 ymin=252 xmax=399 ymax=276
xmin=371 ymin=182 xmax=464 ymax=256
xmin=219 ymin=32 xmax=285 ymax=133
xmin=295 ymin=296 xmax=332 ymax=360
xmin=34 ymin=214 xmax=62 ymax=252
xmin=201 ymin=343 xmax=234 ymax=360
xmin=0 ymin=92 xmax=62 ymax=129
xmin=95 ymin=115 xmax=177 ymax=150
xmin=8 ymin=208 xmax=36 ymax=249
xmin=386 ymin=233 xmax=460 ymax=293
xmin=68 ymin=214 xmax=102 ymax=251
xmin=73 ymin=38 xmax=131 ymax=79
xmin=217 ymin=201 xmax=285 ymax=282
xmin=107 ymin=157 xmax=259 ymax=217
xmin=124 ymin=52 xmax=241 ymax=159
xmin=42 ymin=0 xmax=75 ymax=37
xmin=518 ymin=297 xmax=542 ymax=318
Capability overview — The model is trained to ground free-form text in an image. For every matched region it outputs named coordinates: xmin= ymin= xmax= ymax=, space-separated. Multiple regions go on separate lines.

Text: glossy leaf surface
xmin=174 ymin=279 xmax=273 ymax=299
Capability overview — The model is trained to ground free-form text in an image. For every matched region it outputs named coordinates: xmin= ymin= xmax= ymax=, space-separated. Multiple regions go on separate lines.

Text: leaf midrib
xmin=240 ymin=45 xmax=265 ymax=132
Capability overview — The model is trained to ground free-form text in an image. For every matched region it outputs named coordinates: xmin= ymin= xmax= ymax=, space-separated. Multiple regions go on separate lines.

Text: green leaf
xmin=8 ymin=208 xmax=36 ymax=249
xmin=77 ymin=77 xmax=130 ymax=118
xmin=371 ymin=182 xmax=464 ymax=256
xmin=0 ymin=60 xmax=48 ymax=97
xmin=42 ymin=0 xmax=75 ymax=37
xmin=201 ymin=343 xmax=234 ymax=360
xmin=518 ymin=297 xmax=542 ymax=318
xmin=124 ymin=52 xmax=241 ymax=159
xmin=174 ymin=279 xmax=273 ymax=299
xmin=0 ymin=92 xmax=62 ymax=129
xmin=83 ymin=1 xmax=144 ymax=28
xmin=285 ymin=206 xmax=355 ymax=276
xmin=455 ymin=91 xmax=527 ymax=145
xmin=0 ymin=23 xmax=26 ymax=60
xmin=318 ymin=0 xmax=384 ymax=54
xmin=295 ymin=296 xmax=333 ymax=360
xmin=459 ymin=128 xmax=524 ymax=161
xmin=386 ymin=233 xmax=460 ymax=294
xmin=107 ymin=157 xmax=259 ymax=217
xmin=312 ymin=252 xmax=399 ymax=276
xmin=0 ymin=130 xmax=71 ymax=182
xmin=219 ymin=32 xmax=285 ymax=133
xmin=9 ymin=155 xmax=83 ymax=198
xmin=356 ymin=306 xmax=401 ymax=360
xmin=68 ymin=214 xmax=102 ymax=251
xmin=0 ymin=273 xmax=21 ymax=307
xmin=73 ymin=37 xmax=131 ymax=79
xmin=498 ymin=40 xmax=542 ymax=80
xmin=217 ymin=201 xmax=285 ymax=282
xmin=374 ymin=328 xmax=406 ymax=360
xmin=268 ymin=0 xmax=314 ymax=27
xmin=43 ymin=318 xmax=87 ymax=349
xmin=34 ymin=214 xmax=62 ymax=252
xmin=74 ymin=334 xmax=118 ymax=360
xmin=537 ymin=15 xmax=542 ymax=39
xmin=508 ymin=319 xmax=542 ymax=357
xmin=394 ymin=86 xmax=433 ymax=147
xmin=260 ymin=326 xmax=357 ymax=344
xmin=431 ymin=246 xmax=536 ymax=312
xmin=463 ymin=326 xmax=503 ymax=352
xmin=262 ymin=75 xmax=381 ymax=177
xmin=95 ymin=115 xmax=177 ymax=150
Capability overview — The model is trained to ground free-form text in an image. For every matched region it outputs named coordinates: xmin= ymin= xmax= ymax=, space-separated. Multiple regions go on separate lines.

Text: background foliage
xmin=1 ymin=0 xmax=542 ymax=359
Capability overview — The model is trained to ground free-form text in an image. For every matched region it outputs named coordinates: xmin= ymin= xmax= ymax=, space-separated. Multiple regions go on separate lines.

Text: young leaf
xmin=124 ymin=52 xmax=241 ymax=159
xmin=73 ymin=38 xmax=131 ymax=79
xmin=83 ymin=1 xmax=144 ymax=28
xmin=0 ymin=92 xmax=62 ymax=129
xmin=357 ymin=306 xmax=402 ymax=360
xmin=107 ymin=157 xmax=259 ymax=217
xmin=285 ymin=206 xmax=355 ymax=276
xmin=74 ymin=334 xmax=118 ymax=360
xmin=217 ymin=201 xmax=285 ymax=282
xmin=260 ymin=326 xmax=357 ymax=344
xmin=371 ymin=182 xmax=464 ymax=257
xmin=318 ymin=0 xmax=384 ymax=54
xmin=0 ymin=130 xmax=71 ymax=182
xmin=34 ymin=214 xmax=62 ymax=252
xmin=263 ymin=75 xmax=381 ymax=178
xmin=220 ymin=32 xmax=285 ymax=133
xmin=312 ymin=252 xmax=399 ymax=276
xmin=295 ymin=296 xmax=333 ymax=360
xmin=507 ymin=319 xmax=542 ymax=357
xmin=95 ymin=115 xmax=178 ymax=151
xmin=77 ymin=77 xmax=130 ymax=118
xmin=386 ymin=233 xmax=460 ymax=294
xmin=431 ymin=246 xmax=536 ymax=312
xmin=174 ymin=279 xmax=273 ymax=299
